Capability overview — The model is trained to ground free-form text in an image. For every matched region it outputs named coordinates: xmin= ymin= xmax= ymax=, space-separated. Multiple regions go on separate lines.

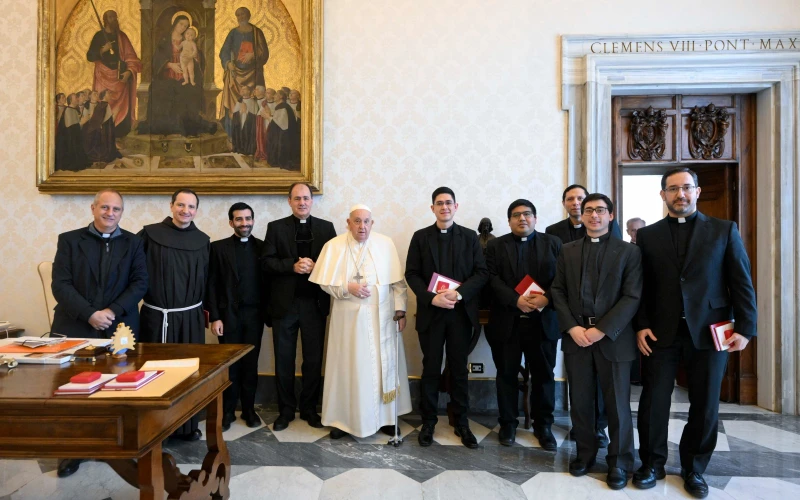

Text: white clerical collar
xmin=240 ymin=237 xmax=249 ymax=242
xmin=591 ymin=237 xmax=599 ymax=243
xmin=440 ymin=229 xmax=447 ymax=233
xmin=521 ymin=236 xmax=527 ymax=241
xmin=102 ymin=233 xmax=111 ymax=239
xmin=678 ymin=217 xmax=686 ymax=223
xmin=299 ymin=218 xmax=307 ymax=224
xmin=573 ymin=223 xmax=582 ymax=229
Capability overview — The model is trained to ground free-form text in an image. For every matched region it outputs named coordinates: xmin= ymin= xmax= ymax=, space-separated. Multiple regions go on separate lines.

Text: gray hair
xmin=93 ymin=188 xmax=124 ymax=208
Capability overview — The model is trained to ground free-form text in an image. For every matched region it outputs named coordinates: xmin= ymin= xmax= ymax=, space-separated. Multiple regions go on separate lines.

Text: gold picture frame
xmin=36 ymin=0 xmax=323 ymax=194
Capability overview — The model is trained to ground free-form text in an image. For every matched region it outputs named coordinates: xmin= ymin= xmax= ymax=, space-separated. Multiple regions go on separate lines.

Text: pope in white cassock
xmin=309 ymin=205 xmax=411 ymax=438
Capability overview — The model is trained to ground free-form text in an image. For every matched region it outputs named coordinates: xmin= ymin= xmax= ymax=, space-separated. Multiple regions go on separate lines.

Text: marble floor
xmin=2 ymin=388 xmax=800 ymax=499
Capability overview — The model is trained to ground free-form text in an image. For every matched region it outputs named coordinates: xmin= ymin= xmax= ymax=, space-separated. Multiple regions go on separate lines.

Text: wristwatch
xmin=456 ymin=292 xmax=463 ymax=301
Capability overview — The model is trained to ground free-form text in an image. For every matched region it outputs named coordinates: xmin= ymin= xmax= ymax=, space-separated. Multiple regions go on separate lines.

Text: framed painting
xmin=36 ymin=0 xmax=323 ymax=194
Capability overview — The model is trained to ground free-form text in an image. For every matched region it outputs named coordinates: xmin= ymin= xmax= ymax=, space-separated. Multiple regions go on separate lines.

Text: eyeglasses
xmin=665 ymin=185 xmax=697 ymax=194
xmin=583 ymin=207 xmax=608 ymax=215
xmin=511 ymin=211 xmax=534 ymax=219
xmin=434 ymin=200 xmax=455 ymax=207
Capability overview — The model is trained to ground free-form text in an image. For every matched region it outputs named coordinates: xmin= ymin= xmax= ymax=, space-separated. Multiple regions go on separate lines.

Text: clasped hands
xmin=88 ymin=308 xmax=115 ymax=331
xmin=516 ymin=294 xmax=548 ymax=313
xmin=636 ymin=328 xmax=749 ymax=355
xmin=293 ymin=257 xmax=315 ymax=274
xmin=347 ymin=282 xmax=370 ymax=299
xmin=431 ymin=288 xmax=460 ymax=309
xmin=568 ymin=325 xmax=605 ymax=347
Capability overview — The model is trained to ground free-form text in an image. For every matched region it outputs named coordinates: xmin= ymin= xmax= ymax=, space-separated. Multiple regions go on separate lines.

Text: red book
xmin=709 ymin=320 xmax=735 ymax=351
xmin=237 ymin=41 xmax=254 ymax=63
xmin=116 ymin=371 xmax=146 ymax=383
xmin=427 ymin=273 xmax=461 ymax=293
xmin=70 ymin=371 xmax=101 ymax=384
xmin=515 ymin=275 xmax=545 ymax=312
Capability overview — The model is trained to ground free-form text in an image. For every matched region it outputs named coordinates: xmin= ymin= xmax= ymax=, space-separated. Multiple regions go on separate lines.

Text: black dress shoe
xmin=174 ymin=429 xmax=202 ymax=441
xmin=380 ymin=425 xmax=397 ymax=436
xmin=301 ymin=412 xmax=324 ymax=428
xmin=606 ymin=467 xmax=628 ymax=490
xmin=596 ymin=428 xmax=609 ymax=448
xmin=272 ymin=415 xmax=291 ymax=431
xmin=57 ymin=459 xmax=82 ymax=478
xmin=569 ymin=457 xmax=596 ymax=477
xmin=632 ymin=464 xmax=666 ymax=489
xmin=221 ymin=413 xmax=236 ymax=432
xmin=329 ymin=427 xmax=348 ymax=439
xmin=242 ymin=412 xmax=262 ymax=428
xmin=454 ymin=426 xmax=479 ymax=449
xmin=533 ymin=426 xmax=557 ymax=451
xmin=418 ymin=424 xmax=435 ymax=446
xmin=498 ymin=424 xmax=516 ymax=446
xmin=682 ymin=470 xmax=709 ymax=499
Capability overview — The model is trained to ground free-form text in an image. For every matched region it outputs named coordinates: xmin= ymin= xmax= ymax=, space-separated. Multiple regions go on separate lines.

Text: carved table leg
xmin=138 ymin=442 xmax=165 ymax=500
xmin=169 ymin=394 xmax=231 ymax=499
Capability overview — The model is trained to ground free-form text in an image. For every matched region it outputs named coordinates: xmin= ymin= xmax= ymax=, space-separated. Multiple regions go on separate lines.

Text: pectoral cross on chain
xmin=353 ymin=271 xmax=364 ymax=283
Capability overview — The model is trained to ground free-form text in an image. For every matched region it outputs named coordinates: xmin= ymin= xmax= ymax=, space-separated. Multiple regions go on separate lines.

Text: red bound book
xmin=427 ymin=273 xmax=461 ymax=293
xmin=116 ymin=371 xmax=145 ymax=383
xmin=514 ymin=275 xmax=544 ymax=296
xmin=70 ymin=371 xmax=101 ymax=384
xmin=709 ymin=320 xmax=735 ymax=351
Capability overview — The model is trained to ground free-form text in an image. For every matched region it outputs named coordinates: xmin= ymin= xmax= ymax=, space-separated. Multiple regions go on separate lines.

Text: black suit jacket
xmin=485 ymin=231 xmax=562 ymax=342
xmin=545 ymin=217 xmax=623 ymax=243
xmin=405 ymin=222 xmax=490 ymax=332
xmin=206 ymin=235 xmax=270 ymax=331
xmin=51 ymin=227 xmax=148 ymax=338
xmin=633 ymin=212 xmax=757 ymax=349
xmin=261 ymin=215 xmax=336 ymax=319
xmin=551 ymin=236 xmax=642 ymax=362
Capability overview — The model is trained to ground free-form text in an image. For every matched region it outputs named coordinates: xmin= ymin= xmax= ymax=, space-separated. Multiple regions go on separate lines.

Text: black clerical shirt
xmin=234 ymin=237 xmax=260 ymax=306
xmin=667 ymin=210 xmax=698 ymax=270
xmin=294 ymin=216 xmax=315 ymax=298
xmin=437 ymin=225 xmax=455 ymax=279
xmin=513 ymin=232 xmax=536 ymax=284
xmin=567 ymin=221 xmax=585 ymax=243
xmin=87 ymin=223 xmax=122 ymax=311
xmin=580 ymin=232 xmax=612 ymax=317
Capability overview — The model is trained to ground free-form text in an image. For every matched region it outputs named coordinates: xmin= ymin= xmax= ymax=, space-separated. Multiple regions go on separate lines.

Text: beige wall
xmin=0 ymin=0 xmax=797 ymax=377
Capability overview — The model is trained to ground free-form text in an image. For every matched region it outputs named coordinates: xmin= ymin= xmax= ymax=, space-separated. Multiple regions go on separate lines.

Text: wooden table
xmin=0 ymin=343 xmax=251 ymax=499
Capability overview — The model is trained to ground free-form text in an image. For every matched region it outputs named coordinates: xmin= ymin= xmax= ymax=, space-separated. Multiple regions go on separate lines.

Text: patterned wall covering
xmin=1 ymin=0 xmax=797 ymax=377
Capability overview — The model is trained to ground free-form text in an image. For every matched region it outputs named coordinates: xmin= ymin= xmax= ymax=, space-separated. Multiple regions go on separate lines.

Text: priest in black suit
xmin=207 ymin=202 xmax=269 ymax=431
xmin=262 ymin=182 xmax=336 ymax=431
xmin=545 ymin=183 xmax=621 ymax=448
xmin=138 ymin=189 xmax=210 ymax=441
xmin=51 ymin=189 xmax=148 ymax=339
xmin=632 ymin=168 xmax=757 ymax=499
xmin=50 ymin=189 xmax=148 ymax=479
xmin=405 ymin=186 xmax=489 ymax=449
xmin=551 ymin=193 xmax=642 ymax=491
xmin=485 ymin=199 xmax=562 ymax=450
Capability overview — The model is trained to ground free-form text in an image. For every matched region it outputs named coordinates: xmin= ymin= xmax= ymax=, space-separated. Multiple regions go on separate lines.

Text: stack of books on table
xmin=53 ymin=370 xmax=164 ymax=396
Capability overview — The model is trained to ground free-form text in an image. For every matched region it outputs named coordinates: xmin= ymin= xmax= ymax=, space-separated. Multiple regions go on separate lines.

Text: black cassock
xmin=55 ymin=108 xmax=90 ymax=172
xmin=82 ymin=102 xmax=122 ymax=163
xmin=231 ymin=105 xmax=257 ymax=156
xmin=266 ymin=102 xmax=299 ymax=170
xmin=138 ymin=217 xmax=210 ymax=436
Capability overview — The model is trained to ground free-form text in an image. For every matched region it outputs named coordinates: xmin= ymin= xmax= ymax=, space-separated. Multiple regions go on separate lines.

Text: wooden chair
xmin=37 ymin=261 xmax=57 ymax=328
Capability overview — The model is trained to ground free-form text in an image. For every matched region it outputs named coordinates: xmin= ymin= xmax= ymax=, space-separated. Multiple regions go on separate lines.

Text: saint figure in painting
xmin=219 ymin=7 xmax=269 ymax=138
xmin=86 ymin=10 xmax=141 ymax=138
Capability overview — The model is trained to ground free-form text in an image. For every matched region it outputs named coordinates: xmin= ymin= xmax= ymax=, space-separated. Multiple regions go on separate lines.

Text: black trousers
xmin=418 ymin=306 xmax=472 ymax=427
xmin=489 ymin=317 xmax=557 ymax=428
xmin=272 ymin=296 xmax=326 ymax=418
xmin=565 ymin=344 xmax=634 ymax=470
xmin=218 ymin=305 xmax=263 ymax=416
xmin=637 ymin=320 xmax=729 ymax=473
